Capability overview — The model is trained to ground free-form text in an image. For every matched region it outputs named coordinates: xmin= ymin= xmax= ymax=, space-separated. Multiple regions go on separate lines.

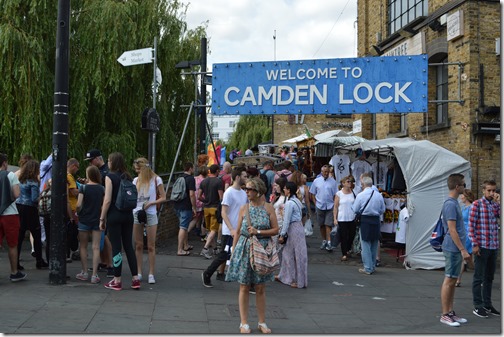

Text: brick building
xmin=275 ymin=0 xmax=500 ymax=190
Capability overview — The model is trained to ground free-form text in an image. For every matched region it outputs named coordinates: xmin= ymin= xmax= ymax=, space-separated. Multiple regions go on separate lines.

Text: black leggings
xmin=107 ymin=208 xmax=137 ymax=278
xmin=338 ymin=221 xmax=356 ymax=256
xmin=16 ymin=204 xmax=44 ymax=263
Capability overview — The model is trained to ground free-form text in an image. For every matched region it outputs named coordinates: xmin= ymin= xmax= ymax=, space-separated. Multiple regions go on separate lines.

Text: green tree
xmin=227 ymin=116 xmax=272 ymax=153
xmin=0 ymin=0 xmax=206 ymax=172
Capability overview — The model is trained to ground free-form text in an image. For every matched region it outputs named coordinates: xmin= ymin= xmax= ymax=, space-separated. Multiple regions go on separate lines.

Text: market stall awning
xmin=313 ymin=129 xmax=348 ymax=142
xmin=315 ymin=135 xmax=366 ymax=146
xmin=281 ymin=134 xmax=310 ymax=144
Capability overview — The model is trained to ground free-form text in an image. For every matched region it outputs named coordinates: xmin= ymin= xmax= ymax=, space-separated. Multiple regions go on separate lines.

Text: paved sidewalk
xmin=0 ymin=234 xmax=500 ymax=334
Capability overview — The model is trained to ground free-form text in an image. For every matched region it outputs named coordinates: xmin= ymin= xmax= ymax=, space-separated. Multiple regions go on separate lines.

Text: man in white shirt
xmin=309 ymin=165 xmax=338 ymax=252
xmin=202 ymin=167 xmax=248 ymax=288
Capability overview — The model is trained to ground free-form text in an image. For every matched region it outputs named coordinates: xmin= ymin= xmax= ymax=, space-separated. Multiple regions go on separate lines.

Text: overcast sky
xmin=183 ymin=0 xmax=358 ymax=67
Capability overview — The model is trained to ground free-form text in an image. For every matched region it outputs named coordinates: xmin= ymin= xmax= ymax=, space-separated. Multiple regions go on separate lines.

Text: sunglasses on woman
xmin=244 ymin=187 xmax=258 ymax=192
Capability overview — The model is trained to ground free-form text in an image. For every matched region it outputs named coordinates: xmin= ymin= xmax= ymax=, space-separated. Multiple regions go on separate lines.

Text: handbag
xmin=354 ymin=190 xmax=374 ymax=224
xmin=246 ymin=205 xmax=280 ymax=275
xmin=279 ymin=233 xmax=288 ymax=244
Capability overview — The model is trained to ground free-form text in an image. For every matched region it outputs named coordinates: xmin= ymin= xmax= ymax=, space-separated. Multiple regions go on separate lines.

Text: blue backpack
xmin=429 ymin=211 xmax=445 ymax=252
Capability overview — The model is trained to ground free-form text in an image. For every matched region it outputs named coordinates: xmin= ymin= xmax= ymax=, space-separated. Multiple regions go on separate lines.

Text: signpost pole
xmin=150 ymin=37 xmax=158 ymax=171
xmin=199 ymin=37 xmax=207 ymax=154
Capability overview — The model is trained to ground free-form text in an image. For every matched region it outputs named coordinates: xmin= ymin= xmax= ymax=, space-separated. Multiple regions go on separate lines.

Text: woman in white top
xmin=272 ymin=177 xmax=288 ymax=230
xmin=291 ymin=170 xmax=311 ymax=223
xmin=333 ymin=175 xmax=356 ymax=261
xmin=132 ymin=157 xmax=166 ymax=284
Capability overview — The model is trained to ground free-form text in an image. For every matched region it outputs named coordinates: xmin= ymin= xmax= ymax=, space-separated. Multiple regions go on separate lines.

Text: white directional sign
xmin=117 ymin=47 xmax=153 ymax=67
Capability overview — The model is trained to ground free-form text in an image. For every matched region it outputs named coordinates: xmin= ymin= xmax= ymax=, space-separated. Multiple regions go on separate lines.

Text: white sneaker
xmin=320 ymin=240 xmax=327 ymax=250
xmin=148 ymin=274 xmax=156 ymax=284
xmin=137 ymin=274 xmax=142 ymax=281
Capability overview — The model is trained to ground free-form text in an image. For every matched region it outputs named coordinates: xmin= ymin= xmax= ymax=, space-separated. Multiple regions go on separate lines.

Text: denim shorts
xmin=176 ymin=209 xmax=193 ymax=230
xmin=78 ymin=221 xmax=100 ymax=232
xmin=133 ymin=211 xmax=158 ymax=226
xmin=443 ymin=250 xmax=463 ymax=278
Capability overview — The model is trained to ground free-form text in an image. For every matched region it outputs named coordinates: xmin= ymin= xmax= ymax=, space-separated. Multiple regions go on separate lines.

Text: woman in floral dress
xmin=226 ymin=178 xmax=279 ymax=334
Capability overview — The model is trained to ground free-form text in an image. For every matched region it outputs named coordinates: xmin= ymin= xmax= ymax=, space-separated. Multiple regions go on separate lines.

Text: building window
xmin=400 ymin=113 xmax=407 ymax=133
xmin=227 ymin=132 xmax=233 ymax=139
xmin=212 ymin=121 xmax=219 ymax=128
xmin=436 ymin=59 xmax=448 ymax=124
xmin=229 ymin=121 xmax=235 ymax=128
xmin=211 ymin=133 xmax=219 ymax=140
xmin=388 ymin=0 xmax=428 ymax=35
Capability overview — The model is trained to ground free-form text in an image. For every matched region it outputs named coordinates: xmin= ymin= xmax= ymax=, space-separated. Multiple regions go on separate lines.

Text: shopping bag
xmin=352 ymin=226 xmax=361 ymax=254
xmin=330 ymin=226 xmax=340 ymax=248
xmin=304 ymin=218 xmax=313 ymax=237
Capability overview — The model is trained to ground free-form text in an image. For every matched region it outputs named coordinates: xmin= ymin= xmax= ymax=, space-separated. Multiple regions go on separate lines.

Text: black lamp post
xmin=175 ymin=37 xmax=208 ymax=154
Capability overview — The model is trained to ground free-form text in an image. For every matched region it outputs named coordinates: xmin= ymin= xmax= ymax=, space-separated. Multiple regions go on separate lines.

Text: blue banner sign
xmin=211 ymin=55 xmax=427 ymax=115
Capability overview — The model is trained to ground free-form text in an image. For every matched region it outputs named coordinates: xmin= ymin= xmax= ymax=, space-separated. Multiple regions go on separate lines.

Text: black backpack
xmin=0 ymin=171 xmax=14 ymax=215
xmin=115 ymin=174 xmax=138 ymax=211
xmin=260 ymin=173 xmax=269 ymax=192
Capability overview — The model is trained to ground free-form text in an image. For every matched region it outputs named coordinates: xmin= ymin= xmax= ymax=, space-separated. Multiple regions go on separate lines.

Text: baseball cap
xmin=84 ymin=149 xmax=102 ymax=161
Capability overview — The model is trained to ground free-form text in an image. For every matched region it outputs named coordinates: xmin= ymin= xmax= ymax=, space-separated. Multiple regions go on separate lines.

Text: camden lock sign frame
xmin=211 ymin=55 xmax=428 ymax=115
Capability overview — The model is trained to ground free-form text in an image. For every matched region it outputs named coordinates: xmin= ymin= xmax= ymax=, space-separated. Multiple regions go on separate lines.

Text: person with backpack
xmin=438 ymin=173 xmax=470 ymax=326
xmin=99 ymin=152 xmax=140 ymax=291
xmin=132 ymin=157 xmax=166 ymax=284
xmin=172 ymin=162 xmax=197 ymax=256
xmin=260 ymin=160 xmax=275 ymax=201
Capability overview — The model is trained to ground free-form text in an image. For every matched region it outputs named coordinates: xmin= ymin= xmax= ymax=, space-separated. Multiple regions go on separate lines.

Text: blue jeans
xmin=360 ymin=237 xmax=378 ymax=273
xmin=472 ymin=247 xmax=498 ymax=308
xmin=176 ymin=209 xmax=193 ymax=230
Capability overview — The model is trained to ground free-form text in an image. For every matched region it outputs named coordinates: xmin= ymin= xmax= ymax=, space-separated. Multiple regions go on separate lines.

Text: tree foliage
xmin=0 ymin=0 xmax=206 ymax=172
xmin=227 ymin=116 xmax=272 ymax=152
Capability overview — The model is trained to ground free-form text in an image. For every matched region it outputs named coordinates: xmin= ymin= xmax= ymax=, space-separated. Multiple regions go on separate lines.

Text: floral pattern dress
xmin=225 ymin=204 xmax=275 ymax=285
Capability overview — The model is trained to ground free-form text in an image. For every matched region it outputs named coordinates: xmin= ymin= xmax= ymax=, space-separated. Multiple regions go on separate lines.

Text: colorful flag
xmin=220 ymin=147 xmax=226 ymax=165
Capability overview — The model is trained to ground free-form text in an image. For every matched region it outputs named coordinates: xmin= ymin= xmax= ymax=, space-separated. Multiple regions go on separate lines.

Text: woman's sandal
xmin=239 ymin=323 xmax=251 ymax=334
xmin=290 ymin=283 xmax=298 ymax=288
xmin=258 ymin=322 xmax=271 ymax=334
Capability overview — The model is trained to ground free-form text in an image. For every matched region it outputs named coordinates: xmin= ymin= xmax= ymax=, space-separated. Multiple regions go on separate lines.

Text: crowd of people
xmin=0 ymin=150 xmax=500 ymax=333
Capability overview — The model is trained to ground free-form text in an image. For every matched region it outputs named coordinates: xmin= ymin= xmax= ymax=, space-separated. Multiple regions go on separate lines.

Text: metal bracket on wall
xmin=427 ymin=61 xmax=465 ymax=106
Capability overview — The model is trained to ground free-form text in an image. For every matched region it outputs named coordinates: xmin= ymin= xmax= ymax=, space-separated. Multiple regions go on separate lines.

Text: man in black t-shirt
xmin=174 ymin=162 xmax=197 ymax=256
xmin=198 ymin=164 xmax=223 ymax=259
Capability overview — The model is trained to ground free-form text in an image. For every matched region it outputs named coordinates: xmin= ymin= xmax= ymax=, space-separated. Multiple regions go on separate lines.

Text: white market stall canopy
xmin=360 ymin=138 xmax=472 ymax=270
xmin=314 ymin=131 xmax=366 ymax=157
xmin=281 ymin=129 xmax=349 ymax=145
